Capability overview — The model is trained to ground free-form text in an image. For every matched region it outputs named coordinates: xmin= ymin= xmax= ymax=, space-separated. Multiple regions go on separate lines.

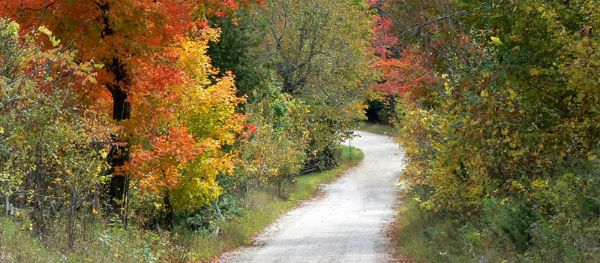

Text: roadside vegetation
xmin=0 ymin=146 xmax=362 ymax=262
xmin=368 ymin=0 xmax=600 ymax=262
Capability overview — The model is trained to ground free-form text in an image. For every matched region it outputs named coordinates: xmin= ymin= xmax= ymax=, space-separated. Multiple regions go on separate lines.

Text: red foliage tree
xmin=368 ymin=0 xmax=436 ymax=96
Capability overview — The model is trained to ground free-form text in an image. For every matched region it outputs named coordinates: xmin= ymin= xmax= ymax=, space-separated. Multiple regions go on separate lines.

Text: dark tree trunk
xmin=163 ymin=192 xmax=174 ymax=230
xmin=106 ymin=58 xmax=131 ymax=211
xmin=98 ymin=1 xmax=132 ymax=213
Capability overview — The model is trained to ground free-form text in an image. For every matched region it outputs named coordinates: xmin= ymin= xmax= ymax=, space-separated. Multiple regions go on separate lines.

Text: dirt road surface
xmin=220 ymin=131 xmax=405 ymax=263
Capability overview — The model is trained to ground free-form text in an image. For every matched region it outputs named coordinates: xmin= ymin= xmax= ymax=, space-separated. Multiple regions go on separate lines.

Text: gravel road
xmin=220 ymin=131 xmax=405 ymax=263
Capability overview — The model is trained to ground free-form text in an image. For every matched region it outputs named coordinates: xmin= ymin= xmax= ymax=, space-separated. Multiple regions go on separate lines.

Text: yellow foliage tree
xmin=127 ymin=30 xmax=245 ymax=220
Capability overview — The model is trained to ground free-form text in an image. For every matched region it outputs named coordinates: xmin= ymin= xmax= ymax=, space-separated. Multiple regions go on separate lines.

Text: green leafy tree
xmin=209 ymin=9 xmax=272 ymax=101
xmin=256 ymin=0 xmax=375 ymax=170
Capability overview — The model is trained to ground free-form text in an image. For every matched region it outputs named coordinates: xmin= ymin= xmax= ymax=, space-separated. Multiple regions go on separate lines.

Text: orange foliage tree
xmin=1 ymin=1 xmax=253 ymax=216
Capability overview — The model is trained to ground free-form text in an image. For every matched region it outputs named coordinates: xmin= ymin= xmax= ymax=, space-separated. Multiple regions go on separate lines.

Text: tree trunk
xmin=30 ymin=169 xmax=47 ymax=238
xmin=163 ymin=192 xmax=174 ymax=230
xmin=67 ymin=192 xmax=76 ymax=249
xmin=106 ymin=59 xmax=131 ymax=211
xmin=99 ymin=1 xmax=132 ymax=213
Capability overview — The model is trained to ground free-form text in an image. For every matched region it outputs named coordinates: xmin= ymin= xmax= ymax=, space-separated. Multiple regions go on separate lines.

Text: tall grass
xmin=0 ymin=146 xmax=363 ymax=262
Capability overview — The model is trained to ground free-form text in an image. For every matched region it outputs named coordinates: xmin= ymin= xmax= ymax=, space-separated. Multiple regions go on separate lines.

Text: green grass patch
xmin=393 ymin=199 xmax=465 ymax=263
xmin=0 ymin=146 xmax=364 ymax=262
xmin=357 ymin=122 xmax=397 ymax=136
xmin=0 ymin=217 xmax=61 ymax=262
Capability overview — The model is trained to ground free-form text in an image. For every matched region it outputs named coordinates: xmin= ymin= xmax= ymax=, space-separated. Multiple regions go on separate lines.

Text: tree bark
xmin=163 ymin=192 xmax=174 ymax=230
xmin=98 ymin=1 xmax=131 ymax=212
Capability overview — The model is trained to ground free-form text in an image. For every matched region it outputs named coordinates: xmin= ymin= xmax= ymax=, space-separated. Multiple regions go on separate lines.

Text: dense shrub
xmin=0 ymin=19 xmax=110 ymax=245
xmin=387 ymin=0 xmax=600 ymax=261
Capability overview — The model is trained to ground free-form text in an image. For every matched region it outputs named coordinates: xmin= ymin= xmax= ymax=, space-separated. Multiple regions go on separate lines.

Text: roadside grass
xmin=1 ymin=216 xmax=180 ymax=263
xmin=357 ymin=122 xmax=397 ymax=137
xmin=0 ymin=145 xmax=364 ymax=262
xmin=393 ymin=199 xmax=465 ymax=263
xmin=393 ymin=198 xmax=520 ymax=263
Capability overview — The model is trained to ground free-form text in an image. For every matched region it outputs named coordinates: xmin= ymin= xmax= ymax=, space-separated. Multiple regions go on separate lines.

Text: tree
xmin=255 ymin=0 xmax=375 ymax=170
xmin=1 ymin=0 xmax=255 ymax=213
xmin=126 ymin=33 xmax=246 ymax=225
xmin=365 ymin=0 xmax=441 ymax=124
xmin=208 ymin=8 xmax=271 ymax=101
xmin=235 ymin=79 xmax=311 ymax=197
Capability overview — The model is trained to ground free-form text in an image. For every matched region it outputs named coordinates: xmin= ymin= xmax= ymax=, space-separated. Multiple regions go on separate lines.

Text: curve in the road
xmin=220 ymin=131 xmax=405 ymax=263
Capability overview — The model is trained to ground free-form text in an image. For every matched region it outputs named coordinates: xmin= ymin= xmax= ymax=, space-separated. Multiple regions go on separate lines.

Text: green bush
xmin=391 ymin=1 xmax=600 ymax=261
xmin=0 ymin=18 xmax=109 ymax=245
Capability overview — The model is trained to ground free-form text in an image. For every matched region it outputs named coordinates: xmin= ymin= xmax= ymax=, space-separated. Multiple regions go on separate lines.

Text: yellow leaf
xmin=529 ymin=68 xmax=542 ymax=76
xmin=37 ymin=25 xmax=52 ymax=36
xmin=532 ymin=179 xmax=548 ymax=189
xmin=490 ymin=36 xmax=503 ymax=46
xmin=480 ymin=90 xmax=488 ymax=97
